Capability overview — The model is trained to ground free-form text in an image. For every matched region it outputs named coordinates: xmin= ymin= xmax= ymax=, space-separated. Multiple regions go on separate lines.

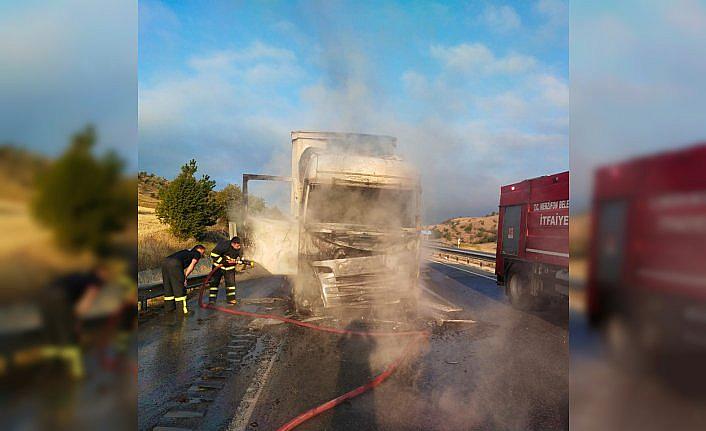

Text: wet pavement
xmin=138 ymin=261 xmax=569 ymax=430
xmin=569 ymin=310 xmax=706 ymax=430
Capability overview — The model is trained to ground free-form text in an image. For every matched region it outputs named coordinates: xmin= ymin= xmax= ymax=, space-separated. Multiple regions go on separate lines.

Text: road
xmin=138 ymin=260 xmax=569 ymax=431
xmin=570 ymin=308 xmax=706 ymax=430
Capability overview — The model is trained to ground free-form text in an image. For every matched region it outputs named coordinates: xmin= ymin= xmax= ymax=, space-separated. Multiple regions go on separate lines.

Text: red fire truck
xmin=496 ymin=171 xmax=569 ymax=309
xmin=587 ymin=144 xmax=706 ymax=354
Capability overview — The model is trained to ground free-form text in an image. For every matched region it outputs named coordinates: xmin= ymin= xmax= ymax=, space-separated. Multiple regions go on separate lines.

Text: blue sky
xmin=0 ymin=0 xmax=136 ymax=166
xmin=139 ymin=0 xmax=569 ymax=222
xmin=570 ymin=0 xmax=706 ymax=210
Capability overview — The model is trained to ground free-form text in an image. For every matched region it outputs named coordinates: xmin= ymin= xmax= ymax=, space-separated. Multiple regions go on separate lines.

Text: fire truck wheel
xmin=507 ymin=272 xmax=535 ymax=311
xmin=605 ymin=315 xmax=646 ymax=372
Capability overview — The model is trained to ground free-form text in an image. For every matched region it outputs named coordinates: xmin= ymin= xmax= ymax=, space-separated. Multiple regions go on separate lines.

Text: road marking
xmin=227 ymin=336 xmax=283 ymax=431
xmin=419 ymin=282 xmax=460 ymax=310
xmin=426 ymin=258 xmax=496 ymax=281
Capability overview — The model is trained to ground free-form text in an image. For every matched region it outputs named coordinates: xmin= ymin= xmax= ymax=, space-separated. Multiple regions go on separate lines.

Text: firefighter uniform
xmin=161 ymin=248 xmax=202 ymax=314
xmin=209 ymin=239 xmax=242 ymax=303
xmin=36 ymin=271 xmax=104 ymax=378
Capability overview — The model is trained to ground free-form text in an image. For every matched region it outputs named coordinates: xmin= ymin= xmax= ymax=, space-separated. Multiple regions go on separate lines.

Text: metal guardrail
xmin=423 ymin=243 xmax=496 ymax=261
xmin=138 ymin=244 xmax=496 ymax=310
xmin=138 ymin=273 xmax=209 ymax=311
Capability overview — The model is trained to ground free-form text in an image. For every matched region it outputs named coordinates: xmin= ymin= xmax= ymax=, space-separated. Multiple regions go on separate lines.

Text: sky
xmin=0 ymin=0 xmax=137 ymax=167
xmin=570 ymin=0 xmax=706 ymax=211
xmin=1 ymin=1 xmax=703 ymax=222
xmin=138 ymin=0 xmax=570 ymax=223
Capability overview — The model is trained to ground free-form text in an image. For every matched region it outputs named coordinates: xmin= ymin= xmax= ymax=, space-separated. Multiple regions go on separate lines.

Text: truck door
xmin=242 ymin=174 xmax=298 ymax=275
xmin=502 ymin=205 xmax=522 ymax=256
xmin=595 ymin=200 xmax=627 ymax=285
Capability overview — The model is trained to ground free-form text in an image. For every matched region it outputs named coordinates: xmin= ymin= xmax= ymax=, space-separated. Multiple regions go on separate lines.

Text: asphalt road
xmin=569 ymin=307 xmax=706 ymax=430
xmin=138 ymin=260 xmax=569 ymax=431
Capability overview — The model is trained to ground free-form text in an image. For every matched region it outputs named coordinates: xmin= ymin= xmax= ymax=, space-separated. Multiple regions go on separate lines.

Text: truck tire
xmin=507 ymin=272 xmax=535 ymax=311
xmin=294 ymin=270 xmax=324 ymax=316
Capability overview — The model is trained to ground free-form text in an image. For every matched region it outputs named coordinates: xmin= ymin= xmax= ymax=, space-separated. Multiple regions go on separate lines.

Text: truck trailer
xmin=243 ymin=131 xmax=422 ymax=316
xmin=496 ymin=172 xmax=569 ymax=309
xmin=587 ymin=144 xmax=706 ymax=355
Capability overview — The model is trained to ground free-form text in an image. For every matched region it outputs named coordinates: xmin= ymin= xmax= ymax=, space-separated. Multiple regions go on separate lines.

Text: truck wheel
xmin=507 ymin=272 xmax=535 ymax=311
xmin=402 ymin=296 xmax=419 ymax=320
xmin=294 ymin=271 xmax=324 ymax=316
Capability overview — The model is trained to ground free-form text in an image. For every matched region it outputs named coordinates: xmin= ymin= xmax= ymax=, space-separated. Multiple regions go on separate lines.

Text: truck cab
xmin=244 ymin=131 xmax=422 ymax=315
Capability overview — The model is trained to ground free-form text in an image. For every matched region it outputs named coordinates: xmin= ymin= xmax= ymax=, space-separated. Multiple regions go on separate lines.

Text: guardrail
xmin=423 ymin=243 xmax=496 ymax=261
xmin=138 ymin=273 xmax=209 ymax=311
xmin=139 ymin=245 xmax=497 ymax=310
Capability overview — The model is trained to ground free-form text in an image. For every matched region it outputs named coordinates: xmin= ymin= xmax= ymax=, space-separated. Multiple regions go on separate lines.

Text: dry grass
xmin=0 ymin=199 xmax=95 ymax=293
xmin=138 ymin=230 xmax=195 ymax=271
xmin=138 ymin=205 xmax=189 ymax=270
xmin=138 ymin=205 xmax=221 ymax=271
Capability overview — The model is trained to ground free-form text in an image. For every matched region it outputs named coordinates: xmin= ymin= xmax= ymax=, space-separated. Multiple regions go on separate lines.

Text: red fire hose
xmin=198 ymin=267 xmax=429 ymax=431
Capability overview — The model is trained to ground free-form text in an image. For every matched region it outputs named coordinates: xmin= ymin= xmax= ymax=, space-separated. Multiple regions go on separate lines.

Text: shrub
xmin=156 ymin=160 xmax=220 ymax=240
xmin=32 ymin=125 xmax=133 ymax=254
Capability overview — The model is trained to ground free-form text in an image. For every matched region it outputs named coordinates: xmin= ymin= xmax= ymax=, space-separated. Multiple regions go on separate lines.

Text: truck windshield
xmin=306 ymin=184 xmax=416 ymax=228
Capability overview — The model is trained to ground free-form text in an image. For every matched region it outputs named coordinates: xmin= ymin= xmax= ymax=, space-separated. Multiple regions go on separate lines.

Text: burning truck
xmin=243 ymin=131 xmax=422 ymax=316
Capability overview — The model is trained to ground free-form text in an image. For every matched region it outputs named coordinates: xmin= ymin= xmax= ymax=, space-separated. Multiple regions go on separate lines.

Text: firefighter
xmin=209 ymin=236 xmax=246 ymax=304
xmin=161 ymin=245 xmax=206 ymax=314
xmin=33 ymin=265 xmax=108 ymax=379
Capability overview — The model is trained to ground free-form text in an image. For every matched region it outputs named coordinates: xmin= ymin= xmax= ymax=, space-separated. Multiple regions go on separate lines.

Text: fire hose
xmin=198 ymin=266 xmax=429 ymax=431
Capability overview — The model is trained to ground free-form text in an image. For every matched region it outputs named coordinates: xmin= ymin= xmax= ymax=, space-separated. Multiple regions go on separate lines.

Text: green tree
xmin=32 ymin=125 xmax=133 ymax=254
xmin=156 ymin=159 xmax=219 ymax=240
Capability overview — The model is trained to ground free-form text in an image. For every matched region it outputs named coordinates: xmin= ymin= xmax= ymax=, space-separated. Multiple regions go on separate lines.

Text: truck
xmin=587 ymin=144 xmax=706 ymax=356
xmin=243 ymin=131 xmax=422 ymax=316
xmin=495 ymin=171 xmax=569 ymax=309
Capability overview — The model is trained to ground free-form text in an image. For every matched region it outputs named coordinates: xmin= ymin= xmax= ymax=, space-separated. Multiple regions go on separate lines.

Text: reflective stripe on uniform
xmin=211 ymin=253 xmax=224 ymax=264
xmin=164 ymin=296 xmax=175 ymax=300
xmin=226 ymin=286 xmax=236 ymax=291
xmin=222 ymin=266 xmax=236 ymax=271
xmin=175 ymin=296 xmax=188 ymax=313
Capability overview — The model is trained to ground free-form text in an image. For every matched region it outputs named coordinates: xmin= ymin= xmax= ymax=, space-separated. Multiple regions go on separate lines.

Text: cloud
xmin=537 ymin=74 xmax=568 ymax=108
xmin=138 ymin=41 xmax=304 ymax=187
xmin=665 ymin=0 xmax=706 ymax=37
xmin=480 ymin=5 xmax=521 ymax=33
xmin=534 ymin=0 xmax=568 ymax=43
xmin=188 ymin=42 xmax=296 ymax=72
xmin=0 ymin=0 xmax=136 ymax=166
xmin=139 ymin=5 xmax=568 ymax=222
xmin=570 ymin=1 xmax=706 ymax=211
xmin=430 ymin=43 xmax=537 ymax=75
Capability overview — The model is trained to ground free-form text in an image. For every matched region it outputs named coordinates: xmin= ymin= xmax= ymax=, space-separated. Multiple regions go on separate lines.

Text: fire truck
xmin=587 ymin=144 xmax=706 ymax=354
xmin=496 ymin=172 xmax=569 ymax=309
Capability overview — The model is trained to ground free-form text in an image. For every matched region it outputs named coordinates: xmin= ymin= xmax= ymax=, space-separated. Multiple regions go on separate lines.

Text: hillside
xmin=426 ymin=213 xmax=498 ymax=253
xmin=138 ymin=171 xmax=168 ymax=208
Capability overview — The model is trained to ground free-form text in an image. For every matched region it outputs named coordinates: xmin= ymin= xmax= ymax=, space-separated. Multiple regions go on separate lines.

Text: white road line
xmin=227 ymin=336 xmax=283 ymax=431
xmin=426 ymin=258 xmax=497 ymax=281
xmin=419 ymin=282 xmax=461 ymax=311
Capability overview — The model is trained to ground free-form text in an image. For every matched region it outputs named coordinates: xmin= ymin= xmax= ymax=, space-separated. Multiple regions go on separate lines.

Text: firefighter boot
xmin=175 ymin=296 xmax=188 ymax=315
xmin=226 ymin=285 xmax=237 ymax=305
xmin=208 ymin=286 xmax=219 ymax=303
